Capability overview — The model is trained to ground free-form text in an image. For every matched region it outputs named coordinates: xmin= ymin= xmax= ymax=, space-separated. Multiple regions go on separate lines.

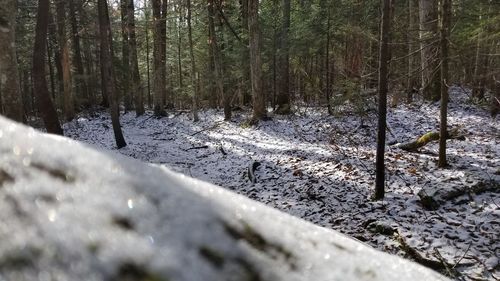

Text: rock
xmin=0 ymin=117 xmax=448 ymax=281
xmin=418 ymin=182 xmax=500 ymax=210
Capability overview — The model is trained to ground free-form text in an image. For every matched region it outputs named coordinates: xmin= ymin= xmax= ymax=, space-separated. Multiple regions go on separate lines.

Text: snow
xmin=59 ymin=86 xmax=500 ymax=281
xmin=0 ymin=116 xmax=450 ymax=281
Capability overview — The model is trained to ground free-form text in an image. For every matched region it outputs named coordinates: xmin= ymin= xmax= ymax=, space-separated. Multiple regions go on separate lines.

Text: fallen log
xmin=394 ymin=128 xmax=465 ymax=152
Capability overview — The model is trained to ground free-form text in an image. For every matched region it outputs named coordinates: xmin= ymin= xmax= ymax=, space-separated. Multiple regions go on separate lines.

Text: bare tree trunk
xmin=407 ymin=0 xmax=417 ymax=103
xmin=145 ymin=0 xmax=152 ymax=108
xmin=98 ymin=0 xmax=127 ymax=148
xmin=186 ymin=0 xmax=199 ymax=121
xmin=176 ymin=1 xmax=183 ymax=106
xmin=152 ymin=0 xmax=166 ymax=116
xmin=56 ymin=0 xmax=75 ymax=121
xmin=161 ymin=0 xmax=168 ymax=107
xmin=33 ymin=0 xmax=63 ymax=135
xmin=208 ymin=0 xmax=229 ymax=120
xmin=325 ymin=7 xmax=333 ymax=115
xmin=275 ymin=0 xmax=291 ymax=114
xmin=438 ymin=0 xmax=451 ymax=168
xmin=419 ymin=0 xmax=440 ymax=101
xmin=127 ymin=0 xmax=145 ymax=116
xmin=120 ymin=0 xmax=132 ymax=111
xmin=239 ymin=0 xmax=251 ymax=106
xmin=0 ymin=0 xmax=24 ymax=122
xmin=374 ymin=0 xmax=392 ymax=200
xmin=248 ymin=0 xmax=266 ymax=122
xmin=69 ymin=0 xmax=90 ymax=107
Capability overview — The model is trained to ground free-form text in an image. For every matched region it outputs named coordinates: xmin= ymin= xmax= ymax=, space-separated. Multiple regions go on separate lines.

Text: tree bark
xmin=33 ymin=0 xmax=63 ymax=135
xmin=438 ymin=0 xmax=451 ymax=168
xmin=144 ymin=0 xmax=152 ymax=108
xmin=56 ymin=0 xmax=75 ymax=121
xmin=98 ymin=0 xmax=127 ymax=148
xmin=120 ymin=0 xmax=132 ymax=111
xmin=152 ymin=0 xmax=166 ymax=116
xmin=374 ymin=0 xmax=392 ymax=200
xmin=161 ymin=0 xmax=168 ymax=107
xmin=127 ymin=0 xmax=145 ymax=116
xmin=275 ymin=0 xmax=291 ymax=114
xmin=69 ymin=0 xmax=90 ymax=107
xmin=186 ymin=0 xmax=199 ymax=121
xmin=248 ymin=0 xmax=266 ymax=122
xmin=406 ymin=0 xmax=417 ymax=103
xmin=325 ymin=7 xmax=333 ymax=115
xmin=0 ymin=0 xmax=24 ymax=122
xmin=419 ymin=0 xmax=440 ymax=101
xmin=208 ymin=0 xmax=230 ymax=120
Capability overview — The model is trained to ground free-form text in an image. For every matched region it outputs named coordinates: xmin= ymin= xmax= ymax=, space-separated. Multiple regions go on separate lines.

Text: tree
xmin=33 ymin=0 xmax=63 ymax=135
xmin=438 ymin=0 xmax=451 ymax=168
xmin=69 ymin=0 xmax=90 ymax=107
xmin=207 ymin=0 xmax=230 ymax=120
xmin=98 ymin=0 xmax=127 ymax=148
xmin=419 ymin=0 xmax=440 ymax=101
xmin=152 ymin=0 xmax=166 ymax=116
xmin=406 ymin=0 xmax=418 ymax=103
xmin=127 ymin=0 xmax=145 ymax=116
xmin=275 ymin=0 xmax=291 ymax=114
xmin=120 ymin=0 xmax=132 ymax=111
xmin=374 ymin=0 xmax=392 ymax=200
xmin=0 ymin=0 xmax=24 ymax=122
xmin=56 ymin=0 xmax=75 ymax=121
xmin=186 ymin=0 xmax=199 ymax=122
xmin=248 ymin=0 xmax=266 ymax=122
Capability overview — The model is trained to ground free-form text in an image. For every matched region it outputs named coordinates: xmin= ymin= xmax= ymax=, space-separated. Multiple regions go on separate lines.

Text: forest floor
xmin=64 ymin=87 xmax=499 ymax=281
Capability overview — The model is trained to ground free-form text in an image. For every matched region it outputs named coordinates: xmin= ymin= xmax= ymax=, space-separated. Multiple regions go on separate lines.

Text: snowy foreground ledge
xmin=0 ymin=117 xmax=448 ymax=281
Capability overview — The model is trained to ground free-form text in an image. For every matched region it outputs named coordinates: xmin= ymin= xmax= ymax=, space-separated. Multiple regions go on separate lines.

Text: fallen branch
xmin=395 ymin=232 xmax=451 ymax=271
xmin=248 ymin=161 xmax=261 ymax=183
xmin=394 ymin=128 xmax=465 ymax=152
xmin=190 ymin=122 xmax=223 ymax=136
xmin=187 ymin=145 xmax=209 ymax=150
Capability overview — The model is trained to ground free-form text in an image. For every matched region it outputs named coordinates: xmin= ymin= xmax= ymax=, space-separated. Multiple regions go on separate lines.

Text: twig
xmin=452 ymin=242 xmax=473 ymax=269
xmin=187 ymin=145 xmax=209 ymax=150
xmin=190 ymin=121 xmax=223 ymax=136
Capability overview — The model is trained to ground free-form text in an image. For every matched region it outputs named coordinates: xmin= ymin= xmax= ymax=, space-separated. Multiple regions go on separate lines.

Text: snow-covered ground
xmin=64 ymin=87 xmax=499 ymax=280
xmin=0 ymin=117 xmax=450 ymax=281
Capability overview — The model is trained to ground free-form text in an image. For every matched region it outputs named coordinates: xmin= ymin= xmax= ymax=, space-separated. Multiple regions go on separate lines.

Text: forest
xmin=0 ymin=0 xmax=499 ymax=280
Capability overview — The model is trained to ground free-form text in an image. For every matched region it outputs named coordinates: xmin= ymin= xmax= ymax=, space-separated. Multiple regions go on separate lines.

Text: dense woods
xmin=1 ymin=0 xmax=497 ymax=124
xmin=0 ymin=0 xmax=499 ymax=280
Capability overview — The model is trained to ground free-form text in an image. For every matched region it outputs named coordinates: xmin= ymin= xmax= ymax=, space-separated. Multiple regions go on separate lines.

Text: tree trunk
xmin=407 ymin=0 xmax=417 ymax=103
xmin=419 ymin=0 xmax=440 ymax=101
xmin=248 ymin=0 xmax=266 ymax=122
xmin=208 ymin=0 xmax=229 ymax=120
xmin=186 ymin=0 xmax=199 ymax=121
xmin=374 ymin=0 xmax=392 ymax=200
xmin=69 ymin=0 xmax=90 ymax=107
xmin=438 ymin=0 xmax=451 ymax=168
xmin=120 ymin=0 xmax=132 ymax=111
xmin=161 ymin=0 xmax=168 ymax=107
xmin=127 ymin=0 xmax=144 ymax=116
xmin=0 ymin=0 xmax=24 ymax=122
xmin=176 ymin=1 xmax=183 ymax=107
xmin=33 ymin=0 xmax=63 ymax=135
xmin=152 ymin=0 xmax=166 ymax=116
xmin=239 ymin=0 xmax=251 ymax=106
xmin=144 ymin=0 xmax=152 ymax=108
xmin=325 ymin=7 xmax=333 ymax=115
xmin=56 ymin=0 xmax=75 ymax=121
xmin=275 ymin=0 xmax=291 ymax=114
xmin=98 ymin=0 xmax=127 ymax=148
